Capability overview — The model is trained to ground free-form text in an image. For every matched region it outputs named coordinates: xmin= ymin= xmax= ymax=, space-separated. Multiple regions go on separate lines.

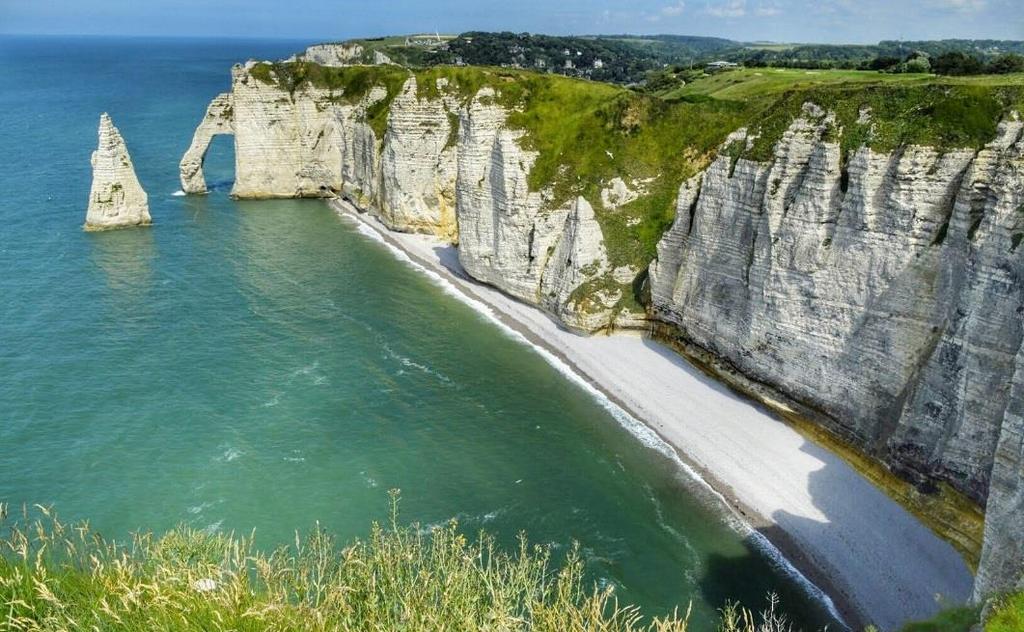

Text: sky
xmin=1 ymin=0 xmax=1022 ymax=44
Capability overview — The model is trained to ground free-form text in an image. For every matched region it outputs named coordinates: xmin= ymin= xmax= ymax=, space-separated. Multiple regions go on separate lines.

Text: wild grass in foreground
xmin=0 ymin=496 xmax=799 ymax=632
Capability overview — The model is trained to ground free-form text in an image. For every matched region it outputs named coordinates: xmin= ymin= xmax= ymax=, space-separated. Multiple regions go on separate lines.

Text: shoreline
xmin=328 ymin=198 xmax=973 ymax=631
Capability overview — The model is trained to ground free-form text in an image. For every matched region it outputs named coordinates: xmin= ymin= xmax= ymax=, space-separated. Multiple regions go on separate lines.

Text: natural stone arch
xmin=179 ymin=93 xmax=234 ymax=194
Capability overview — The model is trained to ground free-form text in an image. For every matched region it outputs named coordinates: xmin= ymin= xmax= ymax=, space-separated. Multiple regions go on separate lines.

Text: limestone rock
xmin=450 ymin=88 xmax=631 ymax=331
xmin=230 ymin=63 xmax=347 ymax=199
xmin=601 ymin=177 xmax=640 ymax=209
xmin=455 ymin=88 xmax=565 ymax=301
xmin=538 ymin=197 xmax=617 ymax=331
xmin=649 ymin=112 xmax=1024 ymax=599
xmin=85 ymin=113 xmax=150 ymax=231
xmin=975 ymin=337 xmax=1024 ymax=599
xmin=379 ymin=77 xmax=460 ymax=239
xmin=300 ymin=43 xmax=365 ymax=66
xmin=180 ymin=92 xmax=233 ymax=194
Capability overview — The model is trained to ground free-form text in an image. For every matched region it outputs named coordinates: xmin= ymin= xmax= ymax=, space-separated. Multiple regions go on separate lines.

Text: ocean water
xmin=0 ymin=36 xmax=838 ymax=630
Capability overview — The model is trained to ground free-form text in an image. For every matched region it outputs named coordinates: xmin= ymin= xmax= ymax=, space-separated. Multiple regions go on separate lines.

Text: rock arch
xmin=179 ymin=93 xmax=234 ymax=194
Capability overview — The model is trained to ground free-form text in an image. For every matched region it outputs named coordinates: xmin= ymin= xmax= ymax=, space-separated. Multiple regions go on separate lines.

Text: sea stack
xmin=85 ymin=113 xmax=151 ymax=231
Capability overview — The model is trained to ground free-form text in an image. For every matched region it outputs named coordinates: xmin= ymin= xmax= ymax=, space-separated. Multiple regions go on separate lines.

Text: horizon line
xmin=2 ymin=31 xmax=1021 ymax=48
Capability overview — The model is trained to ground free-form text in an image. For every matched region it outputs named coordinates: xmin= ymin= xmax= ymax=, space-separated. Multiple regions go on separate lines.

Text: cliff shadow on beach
xmin=697 ymin=439 xmax=974 ymax=632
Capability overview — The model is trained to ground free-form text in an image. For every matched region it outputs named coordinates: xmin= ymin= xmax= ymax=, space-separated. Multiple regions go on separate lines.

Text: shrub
xmin=985 ymin=591 xmax=1024 ymax=632
xmin=902 ymin=56 xmax=932 ymax=74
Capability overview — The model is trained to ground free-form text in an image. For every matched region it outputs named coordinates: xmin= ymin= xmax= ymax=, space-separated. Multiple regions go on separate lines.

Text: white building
xmin=706 ymin=60 xmax=739 ymax=72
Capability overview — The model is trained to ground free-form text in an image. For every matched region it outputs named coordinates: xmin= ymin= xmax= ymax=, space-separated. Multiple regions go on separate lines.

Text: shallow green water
xmin=0 ymin=35 xmax=838 ymax=630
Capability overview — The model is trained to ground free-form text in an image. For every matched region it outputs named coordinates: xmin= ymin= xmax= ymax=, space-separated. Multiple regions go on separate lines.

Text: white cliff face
xmin=452 ymin=89 xmax=624 ymax=330
xmin=379 ymin=78 xmax=460 ymax=239
xmin=650 ymin=109 xmax=1024 ymax=598
xmin=975 ymin=337 xmax=1024 ymax=600
xmin=538 ymin=197 xmax=621 ymax=331
xmin=455 ymin=88 xmax=563 ymax=300
xmin=230 ymin=63 xmax=346 ymax=198
xmin=299 ymin=43 xmax=366 ymax=66
xmin=965 ymin=119 xmax=1024 ymax=599
xmin=180 ymin=93 xmax=233 ymax=194
xmin=86 ymin=113 xmax=150 ymax=231
xmin=182 ymin=68 xmax=461 ymax=239
xmin=180 ymin=69 xmax=620 ymax=325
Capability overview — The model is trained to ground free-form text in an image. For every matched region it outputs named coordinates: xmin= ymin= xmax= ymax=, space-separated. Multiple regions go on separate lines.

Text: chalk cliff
xmin=180 ymin=65 xmax=621 ymax=329
xmin=180 ymin=93 xmax=234 ymax=194
xmin=649 ymin=108 xmax=1024 ymax=598
xmin=299 ymin=42 xmax=366 ymax=66
xmin=86 ymin=113 xmax=150 ymax=231
xmin=182 ymin=62 xmax=1024 ymax=600
xmin=453 ymin=88 xmax=625 ymax=330
xmin=293 ymin=42 xmax=394 ymax=66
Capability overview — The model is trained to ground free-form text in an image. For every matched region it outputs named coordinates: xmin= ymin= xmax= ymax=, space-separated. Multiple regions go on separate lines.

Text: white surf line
xmin=329 ymin=200 xmax=847 ymax=628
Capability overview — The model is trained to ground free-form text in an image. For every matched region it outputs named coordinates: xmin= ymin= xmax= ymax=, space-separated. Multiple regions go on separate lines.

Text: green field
xmin=666 ymin=67 xmax=935 ymax=100
xmin=663 ymin=67 xmax=1024 ymax=100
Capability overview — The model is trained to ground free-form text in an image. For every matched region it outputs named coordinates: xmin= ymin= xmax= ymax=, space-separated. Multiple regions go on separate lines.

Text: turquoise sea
xmin=0 ymin=36 xmax=838 ymax=630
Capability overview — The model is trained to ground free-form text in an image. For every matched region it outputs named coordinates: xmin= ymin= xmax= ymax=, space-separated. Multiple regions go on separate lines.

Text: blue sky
xmin=1 ymin=0 xmax=1021 ymax=43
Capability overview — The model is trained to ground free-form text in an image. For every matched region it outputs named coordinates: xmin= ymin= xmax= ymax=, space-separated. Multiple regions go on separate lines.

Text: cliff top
xmin=244 ymin=60 xmax=1024 ymax=294
xmin=299 ymin=33 xmax=1024 ymax=86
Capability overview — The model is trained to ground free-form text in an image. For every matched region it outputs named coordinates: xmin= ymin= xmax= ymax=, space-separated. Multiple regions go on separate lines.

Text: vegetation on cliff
xmin=665 ymin=68 xmax=1024 ymax=162
xmin=899 ymin=590 xmax=1024 ymax=632
xmin=0 ymin=501 xmax=802 ymax=632
xmin=248 ymin=59 xmax=1024 ymax=321
xmin=250 ymin=61 xmax=412 ymax=139
xmin=985 ymin=592 xmax=1024 ymax=632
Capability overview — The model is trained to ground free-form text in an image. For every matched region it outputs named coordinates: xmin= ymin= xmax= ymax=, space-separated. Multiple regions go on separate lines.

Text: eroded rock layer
xmin=650 ymin=111 xmax=1024 ymax=597
xmin=86 ymin=113 xmax=150 ymax=231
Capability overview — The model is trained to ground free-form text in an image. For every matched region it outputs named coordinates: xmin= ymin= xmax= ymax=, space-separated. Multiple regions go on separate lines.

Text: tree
xmin=903 ymin=55 xmax=931 ymax=74
xmin=867 ymin=56 xmax=900 ymax=71
xmin=932 ymin=51 xmax=984 ymax=75
xmin=987 ymin=53 xmax=1024 ymax=74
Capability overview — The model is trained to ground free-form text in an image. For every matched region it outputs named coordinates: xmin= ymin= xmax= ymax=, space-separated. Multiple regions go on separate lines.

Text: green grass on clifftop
xmin=250 ymin=61 xmax=412 ymax=138
xmin=741 ymin=83 xmax=1022 ymax=162
xmin=669 ymin=69 xmax=1024 ymax=160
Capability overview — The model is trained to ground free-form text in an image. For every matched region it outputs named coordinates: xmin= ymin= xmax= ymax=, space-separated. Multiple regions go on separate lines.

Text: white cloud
xmin=662 ymin=1 xmax=686 ymax=16
xmin=704 ymin=0 xmax=747 ymax=18
xmin=754 ymin=2 xmax=781 ymax=16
